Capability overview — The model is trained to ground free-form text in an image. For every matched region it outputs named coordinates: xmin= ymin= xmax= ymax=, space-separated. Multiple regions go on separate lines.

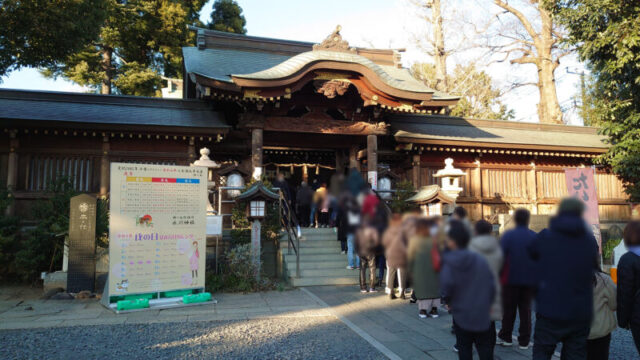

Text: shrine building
xmin=0 ymin=26 xmax=630 ymax=225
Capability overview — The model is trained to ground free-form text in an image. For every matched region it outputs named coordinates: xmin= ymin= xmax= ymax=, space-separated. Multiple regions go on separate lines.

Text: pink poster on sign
xmin=565 ymin=167 xmax=601 ymax=248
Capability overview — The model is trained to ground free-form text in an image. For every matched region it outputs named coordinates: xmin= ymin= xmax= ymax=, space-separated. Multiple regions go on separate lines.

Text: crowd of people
xmin=279 ymin=168 xmax=640 ymax=360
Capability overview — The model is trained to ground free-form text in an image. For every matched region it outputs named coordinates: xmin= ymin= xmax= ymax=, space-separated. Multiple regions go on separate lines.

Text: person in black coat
xmin=528 ymin=198 xmax=598 ymax=360
xmin=617 ymin=220 xmax=640 ymax=355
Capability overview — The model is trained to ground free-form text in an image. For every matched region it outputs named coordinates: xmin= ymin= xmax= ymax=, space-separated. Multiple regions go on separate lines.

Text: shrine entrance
xmin=263 ymin=148 xmax=339 ymax=203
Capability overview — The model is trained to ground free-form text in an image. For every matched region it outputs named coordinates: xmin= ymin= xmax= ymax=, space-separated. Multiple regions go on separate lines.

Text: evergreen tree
xmin=41 ymin=0 xmax=206 ymax=96
xmin=0 ymin=0 xmax=107 ymax=79
xmin=551 ymin=1 xmax=640 ymax=200
xmin=207 ymin=0 xmax=247 ymax=34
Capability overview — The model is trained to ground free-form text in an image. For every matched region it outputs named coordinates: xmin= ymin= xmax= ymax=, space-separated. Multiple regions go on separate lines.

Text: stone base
xmin=43 ymin=271 xmax=67 ymax=293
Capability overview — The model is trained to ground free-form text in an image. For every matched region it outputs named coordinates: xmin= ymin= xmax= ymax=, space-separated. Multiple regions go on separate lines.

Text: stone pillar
xmin=99 ymin=136 xmax=110 ymax=198
xmin=412 ymin=153 xmax=421 ymax=188
xmin=251 ymin=128 xmax=263 ymax=180
xmin=5 ymin=131 xmax=18 ymax=216
xmin=349 ymin=146 xmax=360 ymax=171
xmin=367 ymin=135 xmax=378 ymax=189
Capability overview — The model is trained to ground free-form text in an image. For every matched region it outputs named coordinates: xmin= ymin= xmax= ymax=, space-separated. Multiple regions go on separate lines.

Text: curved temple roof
xmin=183 ymin=26 xmax=459 ymax=107
xmin=231 ymin=50 xmax=435 ymax=95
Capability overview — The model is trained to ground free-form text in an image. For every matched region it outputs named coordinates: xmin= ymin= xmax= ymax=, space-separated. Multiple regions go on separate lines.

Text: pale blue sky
xmin=0 ymin=0 xmax=583 ymax=124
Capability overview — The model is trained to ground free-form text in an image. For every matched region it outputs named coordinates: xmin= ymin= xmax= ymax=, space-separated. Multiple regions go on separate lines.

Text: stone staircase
xmin=282 ymin=228 xmax=359 ymax=286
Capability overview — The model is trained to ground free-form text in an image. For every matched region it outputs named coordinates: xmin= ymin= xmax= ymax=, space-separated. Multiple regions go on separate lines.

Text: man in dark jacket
xmin=528 ymin=198 xmax=598 ymax=360
xmin=295 ymin=181 xmax=313 ymax=227
xmin=498 ymin=208 xmax=537 ymax=349
xmin=441 ymin=220 xmax=496 ymax=360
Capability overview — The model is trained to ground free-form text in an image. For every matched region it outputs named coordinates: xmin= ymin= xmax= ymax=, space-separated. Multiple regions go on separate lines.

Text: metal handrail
xmin=279 ymin=191 xmax=300 ymax=278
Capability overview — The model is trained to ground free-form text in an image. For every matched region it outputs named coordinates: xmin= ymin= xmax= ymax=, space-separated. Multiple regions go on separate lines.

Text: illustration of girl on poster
xmin=190 ymin=240 xmax=199 ymax=285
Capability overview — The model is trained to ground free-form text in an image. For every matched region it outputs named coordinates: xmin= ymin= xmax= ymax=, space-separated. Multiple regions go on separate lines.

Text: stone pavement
xmin=2 ymin=285 xmax=637 ymax=359
xmin=0 ymin=288 xmax=331 ymax=330
xmin=305 ymin=286 xmax=531 ymax=360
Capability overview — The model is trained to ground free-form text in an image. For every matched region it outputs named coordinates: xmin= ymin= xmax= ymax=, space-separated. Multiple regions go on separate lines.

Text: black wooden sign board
xmin=67 ymin=194 xmax=97 ymax=293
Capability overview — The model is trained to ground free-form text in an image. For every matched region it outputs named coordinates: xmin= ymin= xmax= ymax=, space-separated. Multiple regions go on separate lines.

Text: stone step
xmin=290 ymin=246 xmax=342 ymax=255
xmin=290 ymin=276 xmax=359 ymax=286
xmin=297 ymin=240 xmax=341 ymax=248
xmin=285 ymin=253 xmax=346 ymax=262
xmin=298 ymin=267 xmax=360 ymax=278
xmin=284 ymin=259 xmax=346 ymax=270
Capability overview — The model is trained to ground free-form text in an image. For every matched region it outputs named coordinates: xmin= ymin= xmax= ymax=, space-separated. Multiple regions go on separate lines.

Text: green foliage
xmin=602 ymin=238 xmax=622 ymax=262
xmin=41 ymin=0 xmax=207 ymax=95
xmin=14 ymin=177 xmax=77 ymax=281
xmin=230 ymin=179 xmax=281 ymax=244
xmin=551 ymin=0 xmax=640 ymax=200
xmin=205 ymin=244 xmax=275 ymax=293
xmin=207 ymin=0 xmax=247 ymax=34
xmin=0 ymin=186 xmax=20 ymax=282
xmin=0 ymin=0 xmax=107 ymax=78
xmin=2 ymin=177 xmax=109 ymax=282
xmin=412 ymin=63 xmax=514 ymax=120
xmin=390 ymin=180 xmax=419 ymax=214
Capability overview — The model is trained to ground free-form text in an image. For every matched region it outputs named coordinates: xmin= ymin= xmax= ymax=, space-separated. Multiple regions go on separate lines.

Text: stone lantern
xmin=236 ymin=182 xmax=279 ymax=280
xmin=433 ymin=158 xmax=465 ymax=214
xmin=191 ymin=147 xmax=220 ymax=214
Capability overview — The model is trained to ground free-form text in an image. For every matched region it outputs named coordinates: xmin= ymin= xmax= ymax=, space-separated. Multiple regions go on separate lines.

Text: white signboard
xmin=108 ymin=163 xmax=207 ymax=295
xmin=206 ymin=215 xmax=223 ymax=236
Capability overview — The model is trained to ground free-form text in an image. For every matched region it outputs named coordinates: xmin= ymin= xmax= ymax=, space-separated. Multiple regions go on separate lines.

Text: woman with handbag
xmin=407 ymin=217 xmax=442 ymax=318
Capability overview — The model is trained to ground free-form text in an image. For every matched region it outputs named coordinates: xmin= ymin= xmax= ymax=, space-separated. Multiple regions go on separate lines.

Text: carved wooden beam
xmin=263 ymin=116 xmax=388 ymax=136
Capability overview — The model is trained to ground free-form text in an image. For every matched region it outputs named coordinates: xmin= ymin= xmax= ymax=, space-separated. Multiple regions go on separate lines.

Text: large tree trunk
xmin=537 ymin=61 xmax=563 ymax=124
xmin=432 ymin=0 xmax=447 ymax=92
xmin=537 ymin=7 xmax=563 ymax=124
xmin=101 ymin=48 xmax=112 ymax=95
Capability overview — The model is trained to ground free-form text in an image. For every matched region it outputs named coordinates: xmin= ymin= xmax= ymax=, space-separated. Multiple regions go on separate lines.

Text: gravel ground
xmin=0 ymin=317 xmax=384 ymax=360
xmin=501 ymin=313 xmax=638 ymax=359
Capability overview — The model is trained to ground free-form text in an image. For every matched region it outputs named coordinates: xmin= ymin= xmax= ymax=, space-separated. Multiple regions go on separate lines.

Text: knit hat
xmin=558 ymin=197 xmax=585 ymax=215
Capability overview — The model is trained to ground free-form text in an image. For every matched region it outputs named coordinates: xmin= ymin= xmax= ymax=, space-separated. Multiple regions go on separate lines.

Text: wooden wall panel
xmin=481 ymin=169 xmax=528 ymax=199
xmin=537 ymin=171 xmax=568 ymax=199
xmin=596 ymin=173 xmax=626 ymax=200
xmin=598 ymin=204 xmax=630 ymax=221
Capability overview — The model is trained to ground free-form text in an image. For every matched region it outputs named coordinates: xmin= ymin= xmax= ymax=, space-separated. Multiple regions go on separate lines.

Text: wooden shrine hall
xmin=0 ymin=26 xmax=630 ymax=225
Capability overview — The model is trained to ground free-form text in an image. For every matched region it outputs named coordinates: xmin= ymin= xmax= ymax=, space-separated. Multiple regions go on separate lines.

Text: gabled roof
xmin=390 ymin=114 xmax=608 ymax=153
xmin=183 ymin=26 xmax=459 ymax=109
xmin=0 ymin=89 xmax=229 ymax=132
xmin=236 ymin=181 xmax=279 ymax=201
xmin=231 ymin=50 xmax=434 ymax=94
xmin=183 ymin=47 xmax=291 ymax=84
xmin=406 ymin=185 xmax=455 ymax=204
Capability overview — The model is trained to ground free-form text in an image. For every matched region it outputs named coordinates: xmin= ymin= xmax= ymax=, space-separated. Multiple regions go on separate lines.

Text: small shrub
xmin=603 ymin=238 xmax=622 ymax=263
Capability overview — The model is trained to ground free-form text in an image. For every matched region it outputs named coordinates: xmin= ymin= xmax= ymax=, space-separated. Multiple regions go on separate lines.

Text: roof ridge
xmin=0 ymin=89 xmax=211 ymax=110
xmin=390 ymin=114 xmax=600 ymax=134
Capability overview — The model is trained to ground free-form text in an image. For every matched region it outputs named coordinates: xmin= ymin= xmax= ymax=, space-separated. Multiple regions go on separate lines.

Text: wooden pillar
xmin=188 ymin=136 xmax=196 ymax=162
xmin=349 ymin=146 xmax=360 ymax=171
xmin=412 ymin=153 xmax=421 ymax=188
xmin=529 ymin=159 xmax=538 ymax=214
xmin=251 ymin=128 xmax=263 ymax=180
xmin=99 ymin=135 xmax=110 ymax=198
xmin=335 ymin=150 xmax=345 ymax=175
xmin=472 ymin=156 xmax=483 ymax=220
xmin=5 ymin=130 xmax=18 ymax=216
xmin=367 ymin=135 xmax=378 ymax=189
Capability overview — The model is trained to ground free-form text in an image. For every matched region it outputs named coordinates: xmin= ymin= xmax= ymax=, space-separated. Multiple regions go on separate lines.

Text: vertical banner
xmin=368 ymin=171 xmax=378 ymax=191
xmin=565 ymin=167 xmax=601 ymax=248
xmin=108 ymin=163 xmax=207 ymax=295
